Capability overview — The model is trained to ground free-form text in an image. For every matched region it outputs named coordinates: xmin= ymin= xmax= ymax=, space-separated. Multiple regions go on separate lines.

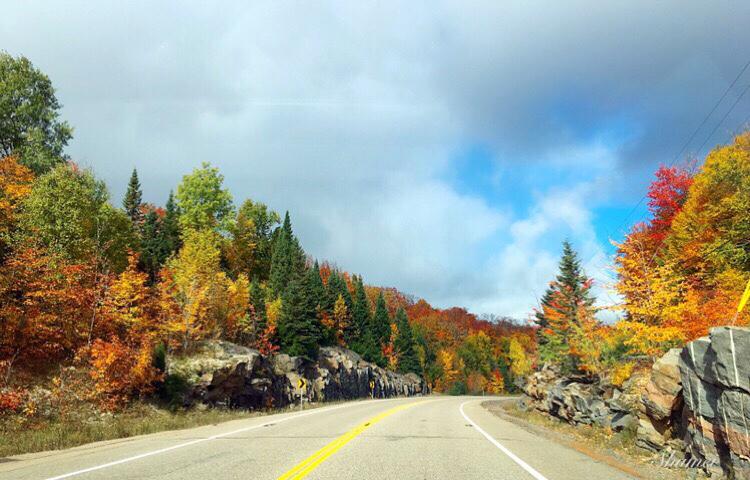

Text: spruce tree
xmin=537 ymin=240 xmax=594 ymax=328
xmin=536 ymin=240 xmax=596 ymax=370
xmin=269 ymin=211 xmax=306 ymax=297
xmin=163 ymin=191 xmax=181 ymax=256
xmin=310 ymin=261 xmax=326 ymax=307
xmin=321 ymin=270 xmax=339 ymax=315
xmin=123 ymin=168 xmax=143 ymax=224
xmin=277 ymin=266 xmax=323 ymax=360
xmin=327 ymin=271 xmax=353 ymax=314
xmin=348 ymin=276 xmax=371 ymax=351
xmin=139 ymin=208 xmax=166 ymax=280
xmin=249 ymin=278 xmax=267 ymax=333
xmin=394 ymin=308 xmax=420 ymax=374
xmin=372 ymin=292 xmax=392 ymax=348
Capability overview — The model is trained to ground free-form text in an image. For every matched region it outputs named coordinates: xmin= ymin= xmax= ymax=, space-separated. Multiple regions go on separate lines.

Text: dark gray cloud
xmin=2 ymin=1 xmax=749 ymax=317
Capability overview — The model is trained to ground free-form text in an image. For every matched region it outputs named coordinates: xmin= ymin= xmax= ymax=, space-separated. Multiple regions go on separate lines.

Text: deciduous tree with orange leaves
xmin=616 ymin=133 xmax=750 ymax=341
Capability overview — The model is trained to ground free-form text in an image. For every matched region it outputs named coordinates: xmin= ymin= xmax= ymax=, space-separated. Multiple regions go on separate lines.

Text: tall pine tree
xmin=162 ymin=191 xmax=181 ymax=256
xmin=349 ymin=275 xmax=383 ymax=364
xmin=139 ymin=208 xmax=167 ymax=280
xmin=123 ymin=168 xmax=143 ymax=224
xmin=536 ymin=240 xmax=596 ymax=370
xmin=365 ymin=292 xmax=390 ymax=367
xmin=394 ymin=308 xmax=420 ymax=374
xmin=277 ymin=266 xmax=324 ymax=359
xmin=269 ymin=211 xmax=306 ymax=297
xmin=249 ymin=278 xmax=267 ymax=335
xmin=372 ymin=292 xmax=392 ymax=348
xmin=326 ymin=271 xmax=353 ymax=315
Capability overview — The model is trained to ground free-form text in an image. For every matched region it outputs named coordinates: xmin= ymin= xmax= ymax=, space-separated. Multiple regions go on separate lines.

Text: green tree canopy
xmin=175 ymin=162 xmax=234 ymax=233
xmin=18 ymin=164 xmax=133 ymax=270
xmin=0 ymin=52 xmax=73 ymax=174
xmin=226 ymin=199 xmax=280 ymax=280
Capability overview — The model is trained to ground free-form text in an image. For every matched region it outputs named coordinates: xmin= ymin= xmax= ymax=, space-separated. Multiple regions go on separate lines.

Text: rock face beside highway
xmin=522 ymin=327 xmax=750 ymax=478
xmin=168 ymin=341 xmax=427 ymax=409
xmin=522 ymin=365 xmax=641 ymax=433
xmin=677 ymin=327 xmax=750 ymax=477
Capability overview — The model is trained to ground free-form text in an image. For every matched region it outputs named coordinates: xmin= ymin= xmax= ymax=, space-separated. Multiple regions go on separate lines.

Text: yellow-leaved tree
xmin=163 ymin=229 xmax=250 ymax=351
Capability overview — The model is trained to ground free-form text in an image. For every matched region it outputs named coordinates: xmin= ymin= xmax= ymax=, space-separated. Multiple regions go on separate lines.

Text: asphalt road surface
xmin=1 ymin=396 xmax=636 ymax=480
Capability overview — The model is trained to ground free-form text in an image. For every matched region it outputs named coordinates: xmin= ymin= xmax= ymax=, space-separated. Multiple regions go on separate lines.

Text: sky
xmin=3 ymin=1 xmax=750 ymax=320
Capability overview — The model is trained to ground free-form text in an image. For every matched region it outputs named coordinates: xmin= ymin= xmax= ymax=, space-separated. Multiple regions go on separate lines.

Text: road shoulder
xmin=480 ymin=399 xmax=690 ymax=480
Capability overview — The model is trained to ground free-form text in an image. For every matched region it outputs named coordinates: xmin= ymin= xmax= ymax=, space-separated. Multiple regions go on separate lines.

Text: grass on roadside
xmin=0 ymin=403 xmax=258 ymax=458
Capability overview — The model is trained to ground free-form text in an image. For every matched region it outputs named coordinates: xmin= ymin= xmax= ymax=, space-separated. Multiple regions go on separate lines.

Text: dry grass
xmin=0 ymin=403 xmax=257 ymax=458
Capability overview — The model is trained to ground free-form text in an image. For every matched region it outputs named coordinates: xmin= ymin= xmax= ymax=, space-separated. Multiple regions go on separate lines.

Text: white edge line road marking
xmin=44 ymin=399 xmax=394 ymax=480
xmin=460 ymin=400 xmax=549 ymax=480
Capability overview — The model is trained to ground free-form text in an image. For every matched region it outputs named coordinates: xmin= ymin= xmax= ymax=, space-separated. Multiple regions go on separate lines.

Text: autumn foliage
xmin=616 ymin=133 xmax=750 ymax=342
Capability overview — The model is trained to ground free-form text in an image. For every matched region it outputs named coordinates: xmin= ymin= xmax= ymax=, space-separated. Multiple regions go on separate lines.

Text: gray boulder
xmin=708 ymin=327 xmax=750 ymax=393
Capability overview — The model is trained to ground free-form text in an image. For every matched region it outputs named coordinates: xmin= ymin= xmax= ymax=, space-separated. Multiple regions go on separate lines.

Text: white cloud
xmin=472 ymin=181 xmax=620 ymax=320
xmin=0 ymin=1 xmax=745 ymax=318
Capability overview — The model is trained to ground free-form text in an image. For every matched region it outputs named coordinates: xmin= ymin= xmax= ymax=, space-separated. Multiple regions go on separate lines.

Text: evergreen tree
xmin=139 ymin=208 xmax=166 ymax=280
xmin=348 ymin=275 xmax=371 ymax=350
xmin=372 ymin=292 xmax=392 ymax=347
xmin=269 ymin=211 xmax=306 ymax=297
xmin=326 ymin=271 xmax=353 ymax=315
xmin=394 ymin=308 xmax=420 ymax=374
xmin=277 ymin=266 xmax=323 ymax=360
xmin=249 ymin=278 xmax=267 ymax=333
xmin=321 ymin=270 xmax=339 ymax=315
xmin=162 ymin=191 xmax=181 ymax=256
xmin=536 ymin=240 xmax=596 ymax=370
xmin=365 ymin=292 xmax=390 ymax=367
xmin=310 ymin=261 xmax=326 ymax=307
xmin=123 ymin=168 xmax=143 ymax=224
xmin=537 ymin=240 xmax=594 ymax=327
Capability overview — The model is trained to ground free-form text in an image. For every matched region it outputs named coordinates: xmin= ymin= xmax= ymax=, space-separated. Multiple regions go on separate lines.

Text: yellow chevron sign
xmin=297 ymin=378 xmax=307 ymax=390
xmin=738 ymin=278 xmax=750 ymax=313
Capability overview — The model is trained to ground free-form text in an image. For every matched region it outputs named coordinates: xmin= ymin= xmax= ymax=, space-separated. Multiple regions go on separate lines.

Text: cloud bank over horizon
xmin=3 ymin=1 xmax=750 ymax=319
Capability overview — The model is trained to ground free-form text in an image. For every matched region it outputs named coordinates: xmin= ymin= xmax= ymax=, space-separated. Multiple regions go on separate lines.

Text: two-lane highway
xmin=1 ymin=397 xmax=636 ymax=480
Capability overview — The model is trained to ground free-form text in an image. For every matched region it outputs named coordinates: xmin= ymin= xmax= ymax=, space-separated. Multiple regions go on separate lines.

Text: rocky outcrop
xmin=678 ymin=327 xmax=750 ymax=478
xmin=637 ymin=348 xmax=683 ymax=452
xmin=523 ymin=327 xmax=750 ymax=477
xmin=522 ymin=365 xmax=640 ymax=432
xmin=168 ymin=341 xmax=427 ymax=409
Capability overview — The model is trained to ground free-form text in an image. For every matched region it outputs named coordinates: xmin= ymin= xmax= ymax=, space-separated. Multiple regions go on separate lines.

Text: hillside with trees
xmin=0 ymin=52 xmax=534 ymax=435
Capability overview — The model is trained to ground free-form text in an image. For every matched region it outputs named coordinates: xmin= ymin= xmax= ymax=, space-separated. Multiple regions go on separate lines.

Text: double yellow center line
xmin=276 ymin=400 xmax=425 ymax=480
